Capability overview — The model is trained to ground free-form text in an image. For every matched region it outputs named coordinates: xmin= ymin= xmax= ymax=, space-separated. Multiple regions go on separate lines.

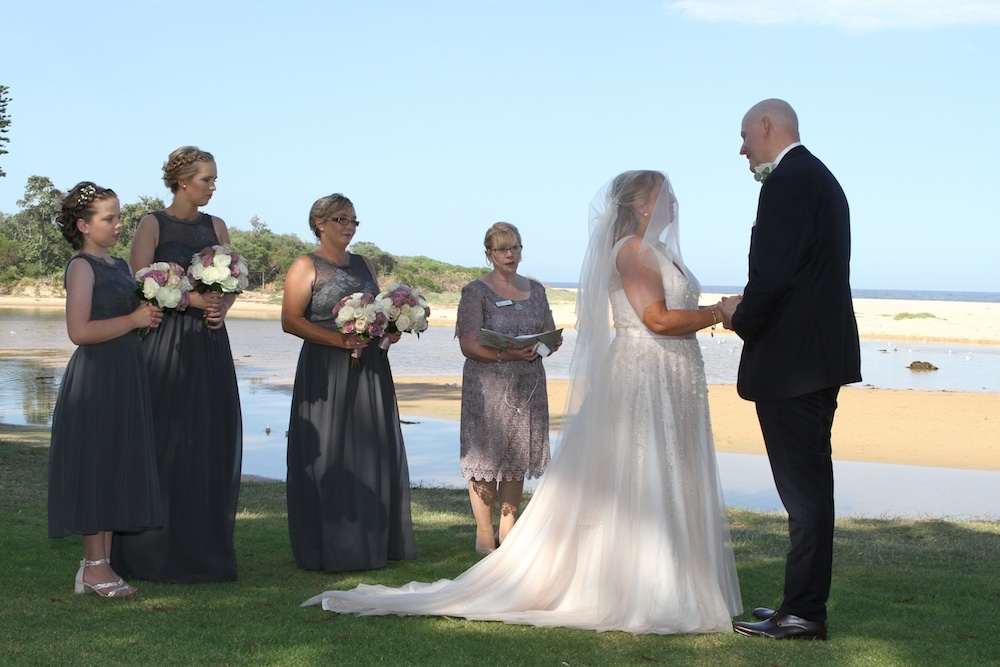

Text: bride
xmin=303 ymin=170 xmax=742 ymax=634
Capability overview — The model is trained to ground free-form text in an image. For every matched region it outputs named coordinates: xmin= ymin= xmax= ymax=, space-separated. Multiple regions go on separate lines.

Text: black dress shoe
xmin=752 ymin=607 xmax=776 ymax=620
xmin=733 ymin=612 xmax=828 ymax=640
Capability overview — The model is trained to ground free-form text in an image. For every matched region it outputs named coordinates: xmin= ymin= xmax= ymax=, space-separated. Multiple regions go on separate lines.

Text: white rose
xmin=189 ymin=263 xmax=206 ymax=281
xmin=396 ymin=314 xmax=413 ymax=331
xmin=213 ymin=253 xmax=232 ymax=268
xmin=142 ymin=277 xmax=160 ymax=300
xmin=159 ymin=287 xmax=182 ymax=309
xmin=221 ymin=275 xmax=239 ymax=292
xmin=203 ymin=265 xmax=230 ymax=284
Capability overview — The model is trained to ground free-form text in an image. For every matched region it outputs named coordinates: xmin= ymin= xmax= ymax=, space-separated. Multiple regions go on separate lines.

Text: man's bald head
xmin=740 ymin=99 xmax=801 ymax=170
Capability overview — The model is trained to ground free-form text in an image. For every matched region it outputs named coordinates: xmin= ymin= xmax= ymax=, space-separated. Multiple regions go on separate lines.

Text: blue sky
xmin=2 ymin=1 xmax=998 ymax=291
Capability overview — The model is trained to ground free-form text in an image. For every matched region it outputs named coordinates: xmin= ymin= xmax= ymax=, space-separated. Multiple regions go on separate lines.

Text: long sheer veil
xmin=562 ymin=171 xmax=698 ymax=420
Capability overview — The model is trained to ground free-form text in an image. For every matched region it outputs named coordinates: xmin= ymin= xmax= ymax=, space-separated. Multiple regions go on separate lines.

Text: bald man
xmin=720 ymin=99 xmax=861 ymax=640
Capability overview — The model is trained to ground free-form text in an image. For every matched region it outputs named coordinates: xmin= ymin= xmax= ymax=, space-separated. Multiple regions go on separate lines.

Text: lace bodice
xmin=151 ymin=211 xmax=220 ymax=266
xmin=68 ymin=254 xmax=140 ymax=322
xmin=306 ymin=253 xmax=379 ymax=330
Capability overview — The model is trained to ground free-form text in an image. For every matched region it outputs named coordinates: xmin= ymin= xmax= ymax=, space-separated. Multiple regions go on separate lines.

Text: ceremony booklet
xmin=479 ymin=328 xmax=563 ymax=357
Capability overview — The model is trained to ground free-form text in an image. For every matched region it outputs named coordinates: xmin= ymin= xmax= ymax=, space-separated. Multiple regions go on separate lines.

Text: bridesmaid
xmin=112 ymin=147 xmax=243 ymax=583
xmin=48 ymin=182 xmax=163 ymax=597
xmin=281 ymin=193 xmax=415 ymax=572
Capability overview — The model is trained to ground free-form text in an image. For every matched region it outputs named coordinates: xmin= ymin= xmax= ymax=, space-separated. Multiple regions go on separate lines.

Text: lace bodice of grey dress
xmin=151 ymin=211 xmax=220 ymax=266
xmin=305 ymin=253 xmax=379 ymax=328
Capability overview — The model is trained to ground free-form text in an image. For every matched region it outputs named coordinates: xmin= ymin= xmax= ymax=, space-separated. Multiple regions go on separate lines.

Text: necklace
xmin=502 ymin=372 xmax=539 ymax=414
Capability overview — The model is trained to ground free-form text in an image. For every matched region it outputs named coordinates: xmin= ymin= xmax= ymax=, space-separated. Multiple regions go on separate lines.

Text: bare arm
xmin=129 ymin=214 xmax=159 ymax=275
xmin=281 ymin=255 xmax=368 ymax=349
xmin=617 ymin=237 xmax=719 ymax=336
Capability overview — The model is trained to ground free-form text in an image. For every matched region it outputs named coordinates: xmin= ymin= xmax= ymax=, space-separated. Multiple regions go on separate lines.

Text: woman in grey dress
xmin=113 ymin=147 xmax=243 ymax=583
xmin=456 ymin=222 xmax=562 ymax=555
xmin=282 ymin=193 xmax=416 ymax=572
xmin=48 ymin=182 xmax=163 ymax=597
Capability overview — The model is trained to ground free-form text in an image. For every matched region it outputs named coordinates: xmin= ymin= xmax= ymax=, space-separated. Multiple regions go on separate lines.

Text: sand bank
xmin=2 ymin=293 xmax=998 ymax=344
xmin=393 ymin=376 xmax=1000 ymax=472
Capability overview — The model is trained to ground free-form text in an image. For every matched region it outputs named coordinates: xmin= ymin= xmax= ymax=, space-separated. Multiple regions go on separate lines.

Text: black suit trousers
xmin=755 ymin=386 xmax=839 ymax=622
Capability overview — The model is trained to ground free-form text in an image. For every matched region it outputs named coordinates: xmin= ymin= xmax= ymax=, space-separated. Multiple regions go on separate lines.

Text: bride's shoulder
xmin=613 ymin=235 xmax=642 ymax=259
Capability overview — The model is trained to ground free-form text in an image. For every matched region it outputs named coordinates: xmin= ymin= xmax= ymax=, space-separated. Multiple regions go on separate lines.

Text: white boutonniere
xmin=753 ymin=162 xmax=775 ymax=183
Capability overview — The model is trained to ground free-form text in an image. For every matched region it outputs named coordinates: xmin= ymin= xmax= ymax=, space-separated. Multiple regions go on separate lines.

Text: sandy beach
xmin=3 ymin=292 xmax=999 ymax=344
xmin=3 ymin=293 xmax=998 ymax=472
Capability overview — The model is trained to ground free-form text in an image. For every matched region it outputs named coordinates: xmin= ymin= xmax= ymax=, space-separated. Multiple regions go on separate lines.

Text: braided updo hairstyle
xmin=162 ymin=146 xmax=215 ymax=193
xmin=56 ymin=182 xmax=118 ymax=250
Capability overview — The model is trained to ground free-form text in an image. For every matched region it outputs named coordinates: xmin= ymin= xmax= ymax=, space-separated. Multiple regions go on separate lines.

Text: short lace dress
xmin=455 ymin=279 xmax=555 ymax=482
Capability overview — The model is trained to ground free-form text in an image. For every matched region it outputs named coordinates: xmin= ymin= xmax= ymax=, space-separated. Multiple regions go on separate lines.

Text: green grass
xmin=3 ymin=425 xmax=999 ymax=666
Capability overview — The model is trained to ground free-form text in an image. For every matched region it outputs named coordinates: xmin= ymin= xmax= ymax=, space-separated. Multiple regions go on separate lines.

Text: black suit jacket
xmin=732 ymin=145 xmax=861 ymax=401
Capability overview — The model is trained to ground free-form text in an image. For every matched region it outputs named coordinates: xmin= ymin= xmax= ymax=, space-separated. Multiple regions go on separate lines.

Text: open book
xmin=479 ymin=328 xmax=563 ymax=356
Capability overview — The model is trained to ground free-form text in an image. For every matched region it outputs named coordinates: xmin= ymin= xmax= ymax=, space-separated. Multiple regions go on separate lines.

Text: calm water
xmin=2 ymin=308 xmax=999 ymax=520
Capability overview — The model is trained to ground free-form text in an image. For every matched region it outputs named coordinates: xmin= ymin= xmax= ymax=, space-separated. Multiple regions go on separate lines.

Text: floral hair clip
xmin=77 ymin=184 xmax=97 ymax=205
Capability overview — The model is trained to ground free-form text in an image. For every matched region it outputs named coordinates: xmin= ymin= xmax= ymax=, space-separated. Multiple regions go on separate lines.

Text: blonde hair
xmin=483 ymin=222 xmax=522 ymax=253
xmin=609 ymin=170 xmax=665 ymax=243
xmin=162 ymin=146 xmax=215 ymax=193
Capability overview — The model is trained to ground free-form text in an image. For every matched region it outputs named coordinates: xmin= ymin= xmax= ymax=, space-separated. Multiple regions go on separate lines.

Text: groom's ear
xmin=760 ymin=116 xmax=773 ymax=137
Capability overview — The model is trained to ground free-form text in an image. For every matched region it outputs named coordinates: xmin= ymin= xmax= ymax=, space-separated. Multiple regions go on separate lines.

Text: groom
xmin=719 ymin=99 xmax=861 ymax=640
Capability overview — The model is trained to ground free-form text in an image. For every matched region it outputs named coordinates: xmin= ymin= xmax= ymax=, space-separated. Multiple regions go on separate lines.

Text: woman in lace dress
xmin=48 ymin=182 xmax=163 ymax=597
xmin=113 ymin=147 xmax=243 ymax=583
xmin=456 ymin=222 xmax=562 ymax=555
xmin=303 ymin=171 xmax=742 ymax=634
xmin=282 ymin=193 xmax=415 ymax=572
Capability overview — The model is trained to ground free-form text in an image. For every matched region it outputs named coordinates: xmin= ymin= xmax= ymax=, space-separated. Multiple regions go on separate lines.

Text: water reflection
xmin=243 ymin=415 xmax=1000 ymax=522
xmin=3 ymin=309 xmax=1000 ymax=520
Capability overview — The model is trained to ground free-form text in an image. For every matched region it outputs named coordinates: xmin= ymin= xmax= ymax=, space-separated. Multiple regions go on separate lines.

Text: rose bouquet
xmin=375 ymin=283 xmax=430 ymax=349
xmin=133 ymin=261 xmax=192 ymax=337
xmin=135 ymin=262 xmax=193 ymax=311
xmin=332 ymin=292 xmax=388 ymax=366
xmin=188 ymin=244 xmax=250 ymax=295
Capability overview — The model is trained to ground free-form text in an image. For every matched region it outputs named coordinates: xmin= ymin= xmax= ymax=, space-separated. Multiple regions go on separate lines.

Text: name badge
xmin=495 ymin=299 xmax=513 ymax=307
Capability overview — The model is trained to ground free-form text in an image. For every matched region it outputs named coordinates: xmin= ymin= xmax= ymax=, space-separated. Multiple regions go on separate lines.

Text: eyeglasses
xmin=490 ymin=245 xmax=522 ymax=256
xmin=323 ymin=217 xmax=361 ymax=227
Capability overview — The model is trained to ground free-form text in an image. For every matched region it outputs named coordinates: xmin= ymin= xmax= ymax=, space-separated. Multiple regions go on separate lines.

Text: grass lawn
xmin=2 ymin=424 xmax=998 ymax=666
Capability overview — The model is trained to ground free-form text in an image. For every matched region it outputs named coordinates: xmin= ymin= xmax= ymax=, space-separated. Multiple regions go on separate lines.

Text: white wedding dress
xmin=303 ymin=240 xmax=742 ymax=635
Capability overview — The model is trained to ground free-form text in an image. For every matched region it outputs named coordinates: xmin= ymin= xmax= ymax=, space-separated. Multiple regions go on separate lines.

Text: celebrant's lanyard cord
xmin=502 ymin=372 xmax=539 ymax=414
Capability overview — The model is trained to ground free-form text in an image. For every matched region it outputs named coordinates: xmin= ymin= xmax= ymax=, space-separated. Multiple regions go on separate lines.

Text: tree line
xmin=0 ymin=175 xmax=486 ymax=294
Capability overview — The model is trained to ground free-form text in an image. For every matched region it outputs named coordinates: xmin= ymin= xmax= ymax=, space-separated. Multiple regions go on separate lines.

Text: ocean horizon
xmin=544 ymin=283 xmax=1000 ymax=303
